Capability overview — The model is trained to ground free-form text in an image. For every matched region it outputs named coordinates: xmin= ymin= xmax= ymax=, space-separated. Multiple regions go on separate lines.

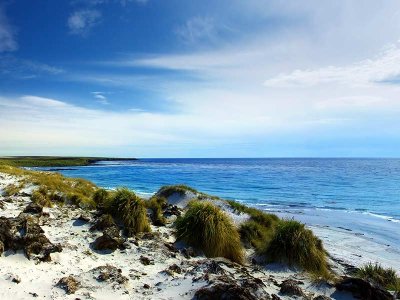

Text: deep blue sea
xmin=38 ymin=158 xmax=400 ymax=222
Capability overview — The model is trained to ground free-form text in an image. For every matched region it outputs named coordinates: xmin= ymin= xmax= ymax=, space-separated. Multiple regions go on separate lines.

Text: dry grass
xmin=175 ymin=201 xmax=244 ymax=264
xmin=146 ymin=196 xmax=167 ymax=226
xmin=156 ymin=185 xmax=198 ymax=198
xmin=356 ymin=263 xmax=400 ymax=292
xmin=260 ymin=219 xmax=330 ymax=278
xmin=109 ymin=188 xmax=151 ymax=236
xmin=0 ymin=164 xmax=97 ymax=208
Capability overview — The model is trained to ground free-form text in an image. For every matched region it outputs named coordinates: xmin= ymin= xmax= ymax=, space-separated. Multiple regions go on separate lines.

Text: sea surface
xmin=37 ymin=158 xmax=400 ymax=250
xmin=38 ymin=158 xmax=400 ymax=219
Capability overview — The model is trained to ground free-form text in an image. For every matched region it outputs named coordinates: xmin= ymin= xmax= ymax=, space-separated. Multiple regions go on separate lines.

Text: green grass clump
xmin=226 ymin=200 xmax=279 ymax=251
xmin=92 ymin=188 xmax=113 ymax=211
xmin=356 ymin=263 xmax=400 ymax=291
xmin=31 ymin=187 xmax=53 ymax=207
xmin=175 ymin=201 xmax=244 ymax=264
xmin=260 ymin=219 xmax=329 ymax=277
xmin=239 ymin=220 xmax=275 ymax=249
xmin=146 ymin=196 xmax=167 ymax=226
xmin=110 ymin=188 xmax=151 ymax=236
xmin=157 ymin=185 xmax=198 ymax=198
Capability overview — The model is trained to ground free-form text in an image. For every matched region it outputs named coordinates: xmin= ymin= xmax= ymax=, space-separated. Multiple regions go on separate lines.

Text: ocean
xmin=36 ymin=158 xmax=400 ymax=252
xmin=38 ymin=158 xmax=400 ymax=221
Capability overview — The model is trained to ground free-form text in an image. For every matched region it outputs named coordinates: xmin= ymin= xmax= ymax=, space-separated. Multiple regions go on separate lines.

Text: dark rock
xmin=139 ymin=232 xmax=160 ymax=240
xmin=164 ymin=242 xmax=178 ymax=253
xmin=93 ymin=265 xmax=128 ymax=284
xmin=194 ymin=281 xmax=270 ymax=300
xmin=0 ymin=215 xmax=62 ymax=261
xmin=280 ymin=279 xmax=304 ymax=297
xmin=29 ymin=292 xmax=38 ymax=297
xmin=92 ymin=227 xmax=125 ymax=251
xmin=313 ymin=296 xmax=331 ymax=300
xmin=23 ymin=203 xmax=43 ymax=214
xmin=0 ymin=201 xmax=4 ymax=209
xmin=335 ymin=277 xmax=393 ymax=300
xmin=57 ymin=276 xmax=80 ymax=294
xmin=181 ymin=247 xmax=196 ymax=258
xmin=140 ymin=255 xmax=153 ymax=265
xmin=90 ymin=214 xmax=116 ymax=232
xmin=164 ymin=204 xmax=182 ymax=217
xmin=271 ymin=295 xmax=281 ymax=300
xmin=143 ymin=283 xmax=150 ymax=289
xmin=168 ymin=264 xmax=182 ymax=274
xmin=77 ymin=214 xmax=91 ymax=223
xmin=11 ymin=275 xmax=21 ymax=284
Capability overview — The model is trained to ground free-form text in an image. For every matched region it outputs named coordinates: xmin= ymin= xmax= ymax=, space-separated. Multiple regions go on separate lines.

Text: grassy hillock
xmin=0 ymin=164 xmax=97 ymax=208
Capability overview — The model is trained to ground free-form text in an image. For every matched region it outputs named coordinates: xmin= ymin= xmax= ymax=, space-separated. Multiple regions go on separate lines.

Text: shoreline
xmin=0 ymin=165 xmax=398 ymax=299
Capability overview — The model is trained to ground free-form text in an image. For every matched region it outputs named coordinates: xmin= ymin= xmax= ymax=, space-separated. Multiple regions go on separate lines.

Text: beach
xmin=0 ymin=167 xmax=399 ymax=299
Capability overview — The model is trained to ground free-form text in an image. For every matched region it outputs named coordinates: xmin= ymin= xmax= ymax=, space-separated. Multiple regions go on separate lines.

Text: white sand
xmin=0 ymin=172 xmax=368 ymax=299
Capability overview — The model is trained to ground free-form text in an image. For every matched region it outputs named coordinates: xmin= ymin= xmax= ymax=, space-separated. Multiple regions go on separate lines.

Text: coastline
xmin=0 ymin=164 xmax=398 ymax=299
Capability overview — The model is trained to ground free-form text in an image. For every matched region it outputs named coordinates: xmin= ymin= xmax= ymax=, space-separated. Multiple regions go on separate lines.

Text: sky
xmin=1 ymin=0 xmax=400 ymax=158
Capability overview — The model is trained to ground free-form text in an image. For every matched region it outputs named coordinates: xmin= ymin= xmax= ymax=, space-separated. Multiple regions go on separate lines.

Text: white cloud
xmin=264 ymin=44 xmax=400 ymax=88
xmin=175 ymin=16 xmax=216 ymax=44
xmin=91 ymin=92 xmax=109 ymax=104
xmin=0 ymin=6 xmax=17 ymax=52
xmin=68 ymin=10 xmax=102 ymax=36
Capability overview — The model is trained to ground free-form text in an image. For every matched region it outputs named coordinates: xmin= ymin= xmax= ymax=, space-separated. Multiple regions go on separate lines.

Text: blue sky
xmin=1 ymin=0 xmax=400 ymax=157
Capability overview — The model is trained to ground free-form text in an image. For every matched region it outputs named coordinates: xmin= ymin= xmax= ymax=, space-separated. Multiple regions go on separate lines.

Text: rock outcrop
xmin=0 ymin=214 xmax=62 ymax=261
xmin=335 ymin=277 xmax=394 ymax=300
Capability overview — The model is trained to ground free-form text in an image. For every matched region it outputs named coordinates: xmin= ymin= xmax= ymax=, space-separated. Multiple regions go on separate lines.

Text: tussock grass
xmin=226 ymin=200 xmax=279 ymax=251
xmin=31 ymin=187 xmax=54 ymax=207
xmin=92 ymin=188 xmax=113 ymax=211
xmin=157 ymin=185 xmax=198 ymax=198
xmin=146 ymin=196 xmax=167 ymax=226
xmin=260 ymin=219 xmax=329 ymax=277
xmin=110 ymin=188 xmax=151 ymax=236
xmin=356 ymin=263 xmax=400 ymax=291
xmin=239 ymin=220 xmax=275 ymax=249
xmin=175 ymin=201 xmax=244 ymax=264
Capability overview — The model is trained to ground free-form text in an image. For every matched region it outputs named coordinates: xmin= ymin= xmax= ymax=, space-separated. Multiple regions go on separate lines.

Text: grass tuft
xmin=356 ymin=262 xmax=400 ymax=291
xmin=3 ymin=183 xmax=23 ymax=196
xmin=175 ymin=201 xmax=244 ymax=264
xmin=146 ymin=196 xmax=167 ymax=226
xmin=156 ymin=185 xmax=198 ymax=198
xmin=110 ymin=188 xmax=151 ymax=236
xmin=260 ymin=219 xmax=329 ymax=277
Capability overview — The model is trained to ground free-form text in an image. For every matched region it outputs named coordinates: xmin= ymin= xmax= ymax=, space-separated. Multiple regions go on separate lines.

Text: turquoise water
xmin=38 ymin=158 xmax=400 ymax=221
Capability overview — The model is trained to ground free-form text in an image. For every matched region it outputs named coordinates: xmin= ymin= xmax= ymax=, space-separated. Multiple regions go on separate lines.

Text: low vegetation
xmin=175 ymin=201 xmax=244 ymax=264
xmin=0 ymin=156 xmax=136 ymax=167
xmin=156 ymin=184 xmax=198 ymax=198
xmin=109 ymin=188 xmax=151 ymax=236
xmin=356 ymin=263 xmax=400 ymax=291
xmin=260 ymin=219 xmax=329 ymax=277
xmin=146 ymin=196 xmax=167 ymax=226
xmin=0 ymin=165 xmax=97 ymax=208
xmin=92 ymin=188 xmax=113 ymax=211
xmin=3 ymin=183 xmax=24 ymax=197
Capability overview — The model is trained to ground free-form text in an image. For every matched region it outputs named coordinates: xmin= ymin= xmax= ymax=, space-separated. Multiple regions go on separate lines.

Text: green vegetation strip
xmin=0 ymin=156 xmax=136 ymax=167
